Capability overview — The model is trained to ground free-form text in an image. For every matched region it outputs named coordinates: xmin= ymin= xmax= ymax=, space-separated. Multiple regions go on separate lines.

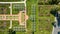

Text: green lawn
xmin=12 ymin=3 xmax=25 ymax=14
xmin=12 ymin=20 xmax=26 ymax=34
xmin=16 ymin=32 xmax=26 ymax=34
xmin=12 ymin=21 xmax=19 ymax=27
xmin=0 ymin=4 xmax=10 ymax=14
xmin=34 ymin=5 xmax=55 ymax=34
xmin=26 ymin=0 xmax=38 ymax=34
xmin=26 ymin=0 xmax=55 ymax=34
xmin=0 ymin=20 xmax=10 ymax=29
xmin=0 ymin=20 xmax=10 ymax=34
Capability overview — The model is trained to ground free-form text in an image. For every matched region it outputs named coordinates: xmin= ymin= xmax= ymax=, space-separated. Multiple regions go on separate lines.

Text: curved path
xmin=52 ymin=13 xmax=60 ymax=34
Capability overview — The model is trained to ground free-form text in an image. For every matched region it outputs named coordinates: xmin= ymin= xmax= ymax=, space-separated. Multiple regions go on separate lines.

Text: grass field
xmin=0 ymin=20 xmax=10 ymax=34
xmin=26 ymin=0 xmax=37 ymax=34
xmin=16 ymin=32 xmax=26 ymax=34
xmin=12 ymin=3 xmax=25 ymax=14
xmin=26 ymin=0 xmax=55 ymax=34
xmin=0 ymin=20 xmax=10 ymax=29
xmin=0 ymin=4 xmax=10 ymax=14
xmin=34 ymin=5 xmax=55 ymax=34
xmin=12 ymin=21 xmax=19 ymax=27
xmin=12 ymin=20 xmax=26 ymax=32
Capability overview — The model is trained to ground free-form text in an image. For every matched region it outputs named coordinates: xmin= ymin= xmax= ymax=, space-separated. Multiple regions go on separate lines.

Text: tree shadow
xmin=51 ymin=22 xmax=56 ymax=27
xmin=38 ymin=0 xmax=60 ymax=5
xmin=48 ymin=0 xmax=59 ymax=5
xmin=50 ymin=8 xmax=58 ymax=17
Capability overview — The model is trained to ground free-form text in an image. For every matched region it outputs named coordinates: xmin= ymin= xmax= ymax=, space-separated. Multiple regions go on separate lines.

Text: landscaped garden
xmin=34 ymin=5 xmax=57 ymax=34
xmin=38 ymin=0 xmax=60 ymax=5
xmin=0 ymin=0 xmax=59 ymax=34
xmin=26 ymin=0 xmax=56 ymax=34
xmin=12 ymin=3 xmax=25 ymax=14
xmin=12 ymin=20 xmax=26 ymax=34
xmin=26 ymin=0 xmax=37 ymax=34
xmin=0 ymin=20 xmax=10 ymax=34
xmin=0 ymin=4 xmax=10 ymax=14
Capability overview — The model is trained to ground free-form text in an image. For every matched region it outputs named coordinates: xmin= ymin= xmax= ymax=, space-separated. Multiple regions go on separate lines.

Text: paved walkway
xmin=52 ymin=13 xmax=60 ymax=34
xmin=0 ymin=1 xmax=25 ymax=3
xmin=52 ymin=17 xmax=58 ymax=34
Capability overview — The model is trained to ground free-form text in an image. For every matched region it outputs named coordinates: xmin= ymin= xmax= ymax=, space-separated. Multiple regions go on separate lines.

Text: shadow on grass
xmin=51 ymin=22 xmax=56 ymax=27
xmin=8 ymin=29 xmax=16 ymax=34
xmin=50 ymin=8 xmax=58 ymax=17
xmin=50 ymin=8 xmax=59 ymax=27
xmin=48 ymin=0 xmax=59 ymax=5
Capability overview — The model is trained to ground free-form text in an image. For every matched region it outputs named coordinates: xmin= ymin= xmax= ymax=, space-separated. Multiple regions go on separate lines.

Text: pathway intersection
xmin=0 ymin=0 xmax=28 ymax=31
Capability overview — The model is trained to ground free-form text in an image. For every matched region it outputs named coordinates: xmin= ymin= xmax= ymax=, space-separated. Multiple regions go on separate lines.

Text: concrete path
xmin=0 ymin=1 xmax=25 ymax=3
xmin=10 ymin=3 xmax=12 ymax=15
xmin=52 ymin=17 xmax=58 ymax=34
xmin=9 ymin=20 xmax=12 ymax=29
xmin=52 ymin=13 xmax=60 ymax=34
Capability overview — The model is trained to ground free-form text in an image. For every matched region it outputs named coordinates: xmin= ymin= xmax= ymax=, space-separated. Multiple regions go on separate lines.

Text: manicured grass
xmin=0 ymin=20 xmax=10 ymax=34
xmin=0 ymin=4 xmax=10 ymax=14
xmin=12 ymin=3 xmax=25 ymax=14
xmin=34 ymin=5 xmax=55 ymax=34
xmin=12 ymin=20 xmax=26 ymax=33
xmin=0 ymin=20 xmax=10 ymax=29
xmin=12 ymin=20 xmax=19 ymax=27
xmin=26 ymin=0 xmax=38 ymax=33
xmin=16 ymin=32 xmax=26 ymax=34
xmin=26 ymin=0 xmax=55 ymax=34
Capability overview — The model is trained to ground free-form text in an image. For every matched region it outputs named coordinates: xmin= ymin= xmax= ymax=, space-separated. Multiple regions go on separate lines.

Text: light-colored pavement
xmin=52 ymin=14 xmax=60 ymax=34
xmin=52 ymin=17 xmax=58 ymax=34
xmin=9 ymin=20 xmax=12 ymax=29
xmin=10 ymin=3 xmax=12 ymax=15
xmin=0 ymin=15 xmax=18 ymax=20
xmin=0 ymin=1 xmax=25 ymax=3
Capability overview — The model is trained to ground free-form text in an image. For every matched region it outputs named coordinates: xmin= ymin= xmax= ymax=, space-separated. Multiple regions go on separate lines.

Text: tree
xmin=48 ymin=0 xmax=59 ymax=5
xmin=8 ymin=29 xmax=16 ymax=34
xmin=50 ymin=7 xmax=58 ymax=16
